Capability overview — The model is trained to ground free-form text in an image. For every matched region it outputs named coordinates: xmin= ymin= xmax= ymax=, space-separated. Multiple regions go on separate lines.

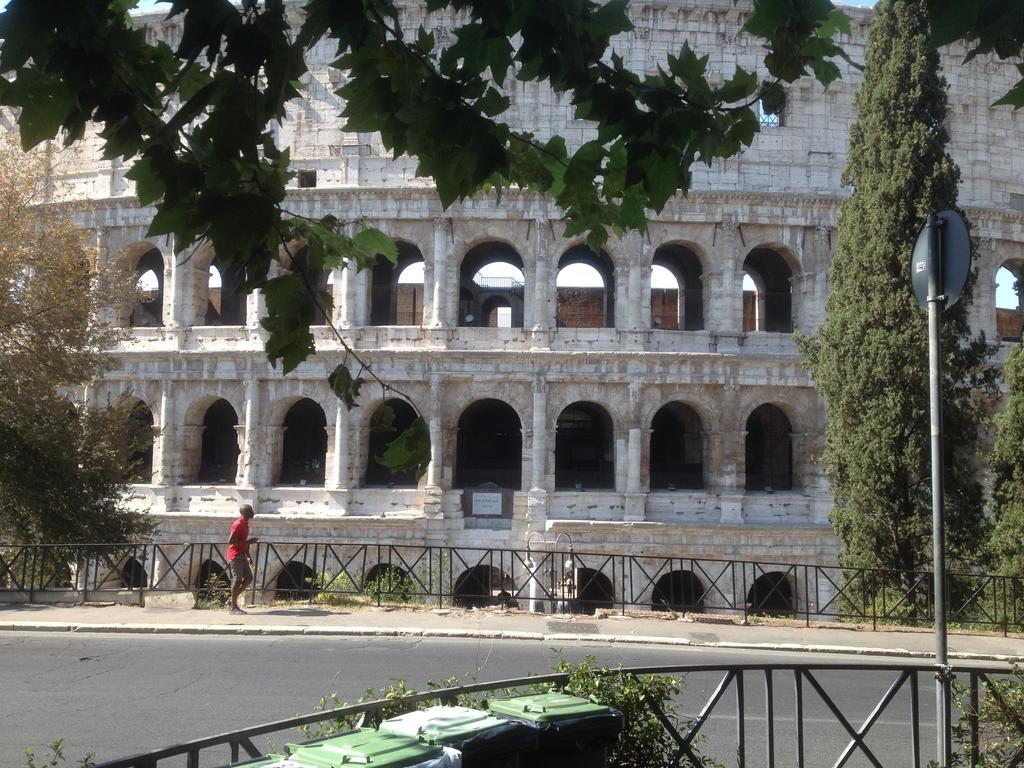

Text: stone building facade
xmin=32 ymin=1 xmax=1024 ymax=598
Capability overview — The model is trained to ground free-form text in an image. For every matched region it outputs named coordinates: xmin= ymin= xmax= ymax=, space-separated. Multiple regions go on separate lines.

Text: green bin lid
xmin=380 ymin=706 xmax=509 ymax=745
xmin=286 ymin=729 xmax=442 ymax=767
xmin=487 ymin=693 xmax=610 ymax=723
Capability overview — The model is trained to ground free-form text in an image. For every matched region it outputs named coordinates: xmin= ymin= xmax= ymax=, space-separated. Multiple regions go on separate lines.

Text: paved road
xmin=2 ymin=632 xmax=948 ymax=768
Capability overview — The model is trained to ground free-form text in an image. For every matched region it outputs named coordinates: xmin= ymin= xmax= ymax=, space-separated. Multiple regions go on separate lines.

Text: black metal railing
xmin=84 ymin=662 xmax=1010 ymax=768
xmin=2 ymin=541 xmax=1023 ymax=633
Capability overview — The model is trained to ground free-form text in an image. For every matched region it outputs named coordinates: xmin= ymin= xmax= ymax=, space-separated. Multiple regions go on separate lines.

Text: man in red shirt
xmin=227 ymin=504 xmax=258 ymax=614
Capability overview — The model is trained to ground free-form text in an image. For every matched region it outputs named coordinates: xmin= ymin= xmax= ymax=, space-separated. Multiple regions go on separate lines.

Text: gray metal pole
xmin=926 ymin=213 xmax=952 ymax=767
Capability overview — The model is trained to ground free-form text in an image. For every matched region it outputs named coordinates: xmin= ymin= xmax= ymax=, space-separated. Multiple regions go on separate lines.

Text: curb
xmin=2 ymin=620 xmax=1022 ymax=663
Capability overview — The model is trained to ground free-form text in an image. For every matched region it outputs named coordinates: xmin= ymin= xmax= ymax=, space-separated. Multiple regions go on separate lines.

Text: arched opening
xmin=458 ymin=243 xmax=525 ymax=328
xmin=197 ymin=399 xmax=239 ymax=484
xmin=120 ymin=557 xmax=147 ymax=589
xmin=649 ymin=402 xmax=704 ymax=490
xmin=280 ymin=398 xmax=327 ymax=486
xmin=747 ymin=571 xmax=794 ymax=614
xmin=365 ymin=399 xmax=419 ymax=487
xmin=743 ymin=248 xmax=793 ymax=332
xmin=276 ymin=561 xmax=316 ymax=601
xmin=996 ymin=262 xmax=1022 ymax=342
xmin=745 ymin=404 xmax=793 ymax=491
xmin=453 ymin=565 xmax=514 ymax=608
xmin=363 ymin=563 xmax=414 ymax=602
xmin=196 ymin=560 xmax=230 ymax=600
xmin=652 ymin=245 xmax=703 ymax=330
xmin=205 ymin=257 xmax=247 ymax=325
xmin=129 ymin=249 xmax=165 ymax=327
xmin=125 ymin=399 xmax=154 ymax=483
xmin=651 ymin=570 xmax=705 ymax=612
xmin=370 ymin=243 xmax=426 ymax=326
xmin=568 ymin=568 xmax=614 ymax=614
xmin=454 ymin=399 xmax=522 ymax=489
xmin=555 ymin=402 xmax=614 ymax=490
xmin=556 ymin=246 xmax=615 ymax=328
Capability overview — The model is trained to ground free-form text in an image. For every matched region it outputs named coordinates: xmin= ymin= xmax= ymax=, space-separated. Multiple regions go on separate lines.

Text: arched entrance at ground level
xmin=453 ymin=565 xmax=515 ymax=608
xmin=125 ymin=398 xmax=155 ymax=483
xmin=743 ymin=248 xmax=793 ymax=333
xmin=454 ymin=399 xmax=522 ymax=489
xmin=746 ymin=571 xmax=794 ymax=614
xmin=649 ymin=402 xmax=704 ymax=490
xmin=196 ymin=560 xmax=230 ymax=599
xmin=651 ymin=570 xmax=705 ymax=612
xmin=651 ymin=244 xmax=704 ymax=330
xmin=365 ymin=399 xmax=420 ymax=487
xmin=996 ymin=262 xmax=1022 ymax=342
xmin=554 ymin=402 xmax=614 ymax=490
xmin=276 ymin=561 xmax=316 ymax=601
xmin=459 ymin=243 xmax=525 ymax=328
xmin=556 ymin=246 xmax=615 ymax=328
xmin=566 ymin=568 xmax=614 ymax=614
xmin=363 ymin=564 xmax=415 ymax=602
xmin=198 ymin=399 xmax=239 ymax=483
xmin=280 ymin=398 xmax=327 ymax=486
xmin=121 ymin=557 xmax=147 ymax=589
xmin=745 ymin=404 xmax=793 ymax=491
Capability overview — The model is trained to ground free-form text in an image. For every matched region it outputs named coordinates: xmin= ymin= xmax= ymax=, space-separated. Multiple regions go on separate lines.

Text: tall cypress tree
xmin=988 ymin=343 xmax=1024 ymax=577
xmin=801 ymin=0 xmax=994 ymax=583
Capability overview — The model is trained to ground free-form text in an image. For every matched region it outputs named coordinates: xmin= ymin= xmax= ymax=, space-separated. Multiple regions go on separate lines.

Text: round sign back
xmin=910 ymin=210 xmax=971 ymax=311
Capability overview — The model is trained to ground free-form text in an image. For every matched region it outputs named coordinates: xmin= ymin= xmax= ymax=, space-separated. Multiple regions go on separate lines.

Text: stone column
xmin=527 ymin=374 xmax=549 ymax=527
xmin=626 ymin=233 xmax=645 ymax=330
xmin=531 ymin=218 xmax=552 ymax=334
xmin=233 ymin=425 xmax=246 ymax=486
xmin=328 ymin=401 xmax=350 ymax=490
xmin=353 ymin=270 xmax=369 ymax=327
xmin=156 ymin=381 xmax=174 ymax=485
xmin=424 ymin=374 xmax=444 ymax=518
xmin=431 ymin=217 xmax=450 ymax=327
xmin=164 ymin=246 xmax=183 ymax=329
xmin=240 ymin=377 xmax=258 ymax=487
xmin=624 ymin=380 xmax=645 ymax=520
xmin=181 ymin=425 xmax=203 ymax=484
xmin=246 ymin=288 xmax=265 ymax=329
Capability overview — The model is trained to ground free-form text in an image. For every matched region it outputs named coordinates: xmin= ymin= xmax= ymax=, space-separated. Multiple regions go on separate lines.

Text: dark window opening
xmin=120 ymin=557 xmax=148 ymax=589
xmin=197 ymin=560 xmax=230 ymax=599
xmin=556 ymin=246 xmax=615 ymax=328
xmin=126 ymin=400 xmax=154 ymax=483
xmin=129 ymin=249 xmax=165 ymax=327
xmin=363 ymin=564 xmax=414 ymax=602
xmin=198 ymin=399 xmax=239 ymax=484
xmin=297 ymin=169 xmax=317 ymax=188
xmin=555 ymin=402 xmax=614 ymax=490
xmin=453 ymin=565 xmax=515 ymax=608
xmin=652 ymin=570 xmax=705 ymax=612
xmin=745 ymin=404 xmax=793 ymax=491
xmin=458 ymin=244 xmax=525 ymax=328
xmin=651 ymin=245 xmax=703 ymax=330
xmin=276 ymin=561 xmax=317 ymax=601
xmin=365 ymin=399 xmax=419 ymax=487
xmin=454 ymin=399 xmax=522 ymax=489
xmin=205 ymin=258 xmax=247 ymax=325
xmin=743 ymin=249 xmax=793 ymax=333
xmin=280 ymin=398 xmax=327 ymax=486
xmin=747 ymin=571 xmax=794 ymax=614
xmin=370 ymin=244 xmax=425 ymax=326
xmin=650 ymin=402 xmax=704 ymax=490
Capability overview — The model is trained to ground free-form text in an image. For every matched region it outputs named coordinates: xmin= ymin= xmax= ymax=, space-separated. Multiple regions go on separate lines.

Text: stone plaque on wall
xmin=462 ymin=484 xmax=512 ymax=518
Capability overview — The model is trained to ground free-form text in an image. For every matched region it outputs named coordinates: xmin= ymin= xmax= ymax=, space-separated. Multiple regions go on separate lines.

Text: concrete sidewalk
xmin=2 ymin=600 xmax=1024 ymax=663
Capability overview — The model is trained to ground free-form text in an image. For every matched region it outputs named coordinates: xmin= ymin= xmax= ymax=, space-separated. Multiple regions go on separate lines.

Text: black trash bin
xmin=487 ymin=692 xmax=624 ymax=768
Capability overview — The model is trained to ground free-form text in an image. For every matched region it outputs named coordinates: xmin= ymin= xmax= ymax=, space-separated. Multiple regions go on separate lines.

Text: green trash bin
xmin=487 ymin=692 xmax=624 ymax=768
xmin=380 ymin=705 xmax=539 ymax=768
xmin=286 ymin=728 xmax=454 ymax=768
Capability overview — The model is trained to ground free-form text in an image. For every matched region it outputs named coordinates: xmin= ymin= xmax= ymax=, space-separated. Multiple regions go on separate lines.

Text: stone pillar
xmin=329 ymin=401 xmax=350 ymax=490
xmin=156 ymin=381 xmax=174 ymax=485
xmin=247 ymin=288 xmax=265 ymax=329
xmin=710 ymin=218 xmax=743 ymax=338
xmin=626 ymin=233 xmax=645 ymax=330
xmin=431 ymin=217 xmax=449 ymax=327
xmin=624 ymin=380 xmax=646 ymax=520
xmin=338 ymin=265 xmax=356 ymax=329
xmin=240 ymin=377 xmax=258 ymax=487
xmin=527 ymin=374 xmax=549 ymax=528
xmin=424 ymin=374 xmax=444 ymax=518
xmin=165 ymin=246 xmax=183 ymax=329
xmin=233 ymin=425 xmax=246 ymax=486
xmin=181 ymin=425 xmax=203 ymax=484
xmin=531 ymin=218 xmax=552 ymax=334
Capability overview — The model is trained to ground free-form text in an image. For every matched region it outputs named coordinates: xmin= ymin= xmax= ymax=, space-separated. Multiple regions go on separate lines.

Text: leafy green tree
xmin=988 ymin=344 xmax=1024 ymax=578
xmin=800 ymin=0 xmax=995 ymax=584
xmin=0 ymin=139 xmax=154 ymax=545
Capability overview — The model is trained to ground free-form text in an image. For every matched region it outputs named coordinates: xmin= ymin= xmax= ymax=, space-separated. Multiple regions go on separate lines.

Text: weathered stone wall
xmin=19 ymin=1 xmax=1024 ymax=592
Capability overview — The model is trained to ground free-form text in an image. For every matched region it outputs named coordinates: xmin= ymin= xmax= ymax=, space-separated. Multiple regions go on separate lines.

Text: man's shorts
xmin=229 ymin=557 xmax=253 ymax=584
